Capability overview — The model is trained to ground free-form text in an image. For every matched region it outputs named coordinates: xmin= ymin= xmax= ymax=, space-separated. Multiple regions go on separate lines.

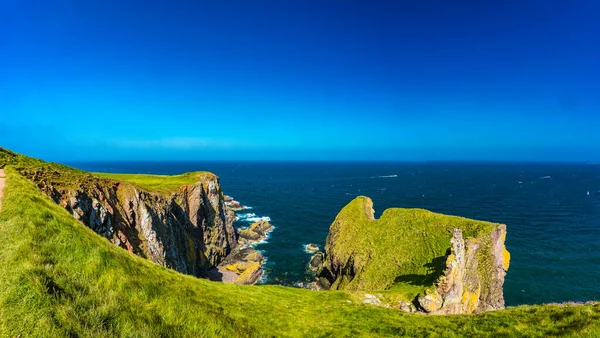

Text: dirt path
xmin=0 ymin=169 xmax=5 ymax=212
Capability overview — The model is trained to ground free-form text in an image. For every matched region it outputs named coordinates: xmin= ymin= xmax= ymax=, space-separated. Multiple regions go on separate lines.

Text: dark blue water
xmin=69 ymin=161 xmax=600 ymax=306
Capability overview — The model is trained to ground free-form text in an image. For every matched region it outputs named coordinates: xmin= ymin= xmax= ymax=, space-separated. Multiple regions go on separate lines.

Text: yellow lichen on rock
xmin=418 ymin=289 xmax=443 ymax=313
xmin=461 ymin=289 xmax=480 ymax=314
xmin=235 ymin=261 xmax=261 ymax=285
xmin=502 ymin=248 xmax=511 ymax=271
xmin=224 ymin=262 xmax=247 ymax=273
xmin=244 ymin=251 xmax=263 ymax=262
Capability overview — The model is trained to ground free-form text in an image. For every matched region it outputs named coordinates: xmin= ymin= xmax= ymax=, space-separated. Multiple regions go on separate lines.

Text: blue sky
xmin=1 ymin=0 xmax=599 ymax=161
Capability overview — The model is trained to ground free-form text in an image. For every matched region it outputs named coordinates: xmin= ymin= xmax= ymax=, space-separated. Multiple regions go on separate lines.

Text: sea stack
xmin=314 ymin=196 xmax=510 ymax=314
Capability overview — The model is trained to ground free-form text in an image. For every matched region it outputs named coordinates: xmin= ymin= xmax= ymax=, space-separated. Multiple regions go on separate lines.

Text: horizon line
xmin=62 ymin=159 xmax=600 ymax=164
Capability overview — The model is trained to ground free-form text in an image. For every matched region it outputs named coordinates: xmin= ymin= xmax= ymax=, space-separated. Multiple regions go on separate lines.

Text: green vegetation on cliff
xmin=0 ymin=148 xmax=599 ymax=337
xmin=321 ymin=196 xmax=502 ymax=301
xmin=0 ymin=147 xmax=215 ymax=196
xmin=95 ymin=172 xmax=216 ymax=196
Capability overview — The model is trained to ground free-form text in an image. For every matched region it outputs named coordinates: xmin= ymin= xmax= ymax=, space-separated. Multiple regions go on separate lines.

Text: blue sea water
xmin=69 ymin=161 xmax=600 ymax=306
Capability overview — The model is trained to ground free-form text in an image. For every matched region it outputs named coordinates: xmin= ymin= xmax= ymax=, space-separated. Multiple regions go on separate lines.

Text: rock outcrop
xmin=309 ymin=251 xmax=325 ymax=272
xmin=205 ymin=220 xmax=274 ymax=284
xmin=237 ymin=220 xmax=274 ymax=246
xmin=206 ymin=246 xmax=265 ymax=285
xmin=22 ymin=169 xmax=237 ymax=277
xmin=224 ymin=195 xmax=245 ymax=211
xmin=417 ymin=227 xmax=510 ymax=314
xmin=314 ymin=196 xmax=510 ymax=314
xmin=305 ymin=243 xmax=319 ymax=253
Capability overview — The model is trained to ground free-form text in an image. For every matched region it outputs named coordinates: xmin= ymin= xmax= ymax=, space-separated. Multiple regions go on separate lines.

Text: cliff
xmin=7 ymin=153 xmax=237 ymax=277
xmin=313 ymin=196 xmax=510 ymax=314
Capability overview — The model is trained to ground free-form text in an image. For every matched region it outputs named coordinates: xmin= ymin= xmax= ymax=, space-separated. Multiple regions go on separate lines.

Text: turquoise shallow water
xmin=70 ymin=161 xmax=600 ymax=306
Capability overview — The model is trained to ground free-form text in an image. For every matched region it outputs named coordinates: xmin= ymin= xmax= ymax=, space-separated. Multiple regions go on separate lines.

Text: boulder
xmin=305 ymin=243 xmax=319 ymax=253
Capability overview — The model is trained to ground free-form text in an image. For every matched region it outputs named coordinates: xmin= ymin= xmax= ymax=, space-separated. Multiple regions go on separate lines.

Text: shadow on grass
xmin=394 ymin=255 xmax=446 ymax=286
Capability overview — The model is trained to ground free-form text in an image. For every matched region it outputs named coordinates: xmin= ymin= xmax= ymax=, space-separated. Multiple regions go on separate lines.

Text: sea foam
xmin=244 ymin=216 xmax=271 ymax=223
xmin=235 ymin=213 xmax=256 ymax=221
xmin=235 ymin=212 xmax=272 ymax=223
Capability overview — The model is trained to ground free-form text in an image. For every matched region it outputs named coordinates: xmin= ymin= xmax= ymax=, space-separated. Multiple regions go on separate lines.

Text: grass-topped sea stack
xmin=313 ymin=196 xmax=511 ymax=314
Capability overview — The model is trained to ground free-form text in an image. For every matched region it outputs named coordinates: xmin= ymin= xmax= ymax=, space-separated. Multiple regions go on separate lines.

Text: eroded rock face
xmin=30 ymin=172 xmax=237 ymax=277
xmin=418 ymin=226 xmax=510 ymax=314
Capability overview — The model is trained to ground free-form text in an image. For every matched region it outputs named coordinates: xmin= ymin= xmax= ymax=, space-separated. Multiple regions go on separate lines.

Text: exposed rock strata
xmin=418 ymin=227 xmax=510 ymax=314
xmin=22 ymin=169 xmax=237 ymax=277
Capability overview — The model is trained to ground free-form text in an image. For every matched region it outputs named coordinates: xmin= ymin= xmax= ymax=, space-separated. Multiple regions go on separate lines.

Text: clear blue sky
xmin=1 ymin=0 xmax=599 ymax=161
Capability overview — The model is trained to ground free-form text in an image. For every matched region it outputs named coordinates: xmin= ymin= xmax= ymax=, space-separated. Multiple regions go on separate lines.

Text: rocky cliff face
xmin=416 ymin=226 xmax=510 ymax=314
xmin=313 ymin=196 xmax=510 ymax=314
xmin=23 ymin=169 xmax=237 ymax=276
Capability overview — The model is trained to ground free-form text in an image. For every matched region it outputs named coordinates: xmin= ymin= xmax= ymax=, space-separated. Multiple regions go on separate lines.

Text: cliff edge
xmin=313 ymin=196 xmax=510 ymax=314
xmin=31 ymin=169 xmax=237 ymax=276
xmin=0 ymin=148 xmax=239 ymax=277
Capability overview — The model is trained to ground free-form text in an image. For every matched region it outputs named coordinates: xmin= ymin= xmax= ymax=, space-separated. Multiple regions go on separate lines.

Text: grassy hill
xmin=0 ymin=149 xmax=599 ymax=337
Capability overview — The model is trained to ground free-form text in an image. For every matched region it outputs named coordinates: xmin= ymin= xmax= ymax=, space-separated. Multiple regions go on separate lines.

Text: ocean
xmin=69 ymin=161 xmax=600 ymax=306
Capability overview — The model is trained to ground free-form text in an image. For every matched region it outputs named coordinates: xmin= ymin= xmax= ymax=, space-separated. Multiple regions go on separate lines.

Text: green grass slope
xmin=0 ymin=154 xmax=599 ymax=337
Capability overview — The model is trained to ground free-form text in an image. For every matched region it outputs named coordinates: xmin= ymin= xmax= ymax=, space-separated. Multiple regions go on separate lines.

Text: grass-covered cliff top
xmin=324 ymin=196 xmax=502 ymax=299
xmin=95 ymin=171 xmax=217 ymax=195
xmin=0 ymin=147 xmax=218 ymax=196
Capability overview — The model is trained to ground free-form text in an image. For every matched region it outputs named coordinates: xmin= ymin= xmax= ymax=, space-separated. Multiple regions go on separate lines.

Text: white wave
xmin=539 ymin=176 xmax=551 ymax=179
xmin=235 ymin=213 xmax=257 ymax=221
xmin=242 ymin=216 xmax=271 ymax=223
xmin=372 ymin=174 xmax=397 ymax=178
xmin=303 ymin=244 xmax=320 ymax=254
xmin=257 ymin=257 xmax=269 ymax=284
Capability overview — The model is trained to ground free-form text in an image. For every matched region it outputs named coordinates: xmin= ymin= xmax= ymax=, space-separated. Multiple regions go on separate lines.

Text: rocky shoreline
xmin=203 ymin=203 xmax=274 ymax=285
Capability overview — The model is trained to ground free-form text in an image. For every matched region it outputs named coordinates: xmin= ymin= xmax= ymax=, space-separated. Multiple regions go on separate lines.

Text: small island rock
xmin=305 ymin=243 xmax=319 ymax=253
